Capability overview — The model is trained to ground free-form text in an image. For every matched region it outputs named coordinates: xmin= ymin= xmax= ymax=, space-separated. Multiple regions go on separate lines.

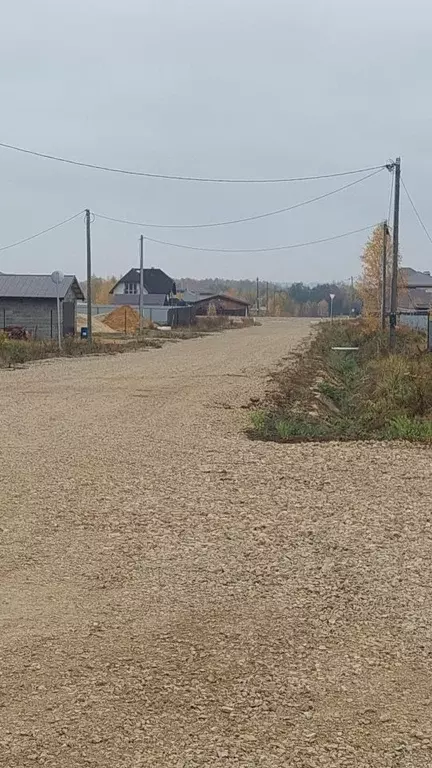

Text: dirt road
xmin=1 ymin=318 xmax=432 ymax=768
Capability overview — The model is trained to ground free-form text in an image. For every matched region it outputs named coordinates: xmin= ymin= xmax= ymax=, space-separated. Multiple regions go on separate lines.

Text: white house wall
xmin=113 ymin=283 xmax=149 ymax=295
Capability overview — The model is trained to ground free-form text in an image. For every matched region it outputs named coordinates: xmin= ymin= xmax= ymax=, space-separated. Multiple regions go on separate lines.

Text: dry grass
xmin=1 ymin=319 xmax=432 ymax=767
xmin=250 ymin=319 xmax=432 ymax=442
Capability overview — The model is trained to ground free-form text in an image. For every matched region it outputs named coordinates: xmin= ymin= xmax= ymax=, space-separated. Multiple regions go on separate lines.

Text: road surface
xmin=1 ymin=318 xmax=431 ymax=767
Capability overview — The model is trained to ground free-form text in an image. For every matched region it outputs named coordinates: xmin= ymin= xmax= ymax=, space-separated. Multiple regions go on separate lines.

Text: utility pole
xmin=139 ymin=235 xmax=144 ymax=333
xmin=380 ymin=220 xmax=388 ymax=331
xmin=266 ymin=281 xmax=269 ymax=316
xmin=389 ymin=158 xmax=401 ymax=350
xmin=256 ymin=277 xmax=259 ymax=316
xmin=85 ymin=209 xmax=92 ymax=343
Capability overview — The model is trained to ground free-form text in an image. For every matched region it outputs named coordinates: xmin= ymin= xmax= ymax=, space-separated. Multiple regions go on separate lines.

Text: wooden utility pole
xmin=256 ymin=277 xmax=259 ymax=316
xmin=139 ymin=235 xmax=144 ymax=333
xmin=85 ymin=209 xmax=92 ymax=343
xmin=389 ymin=158 xmax=401 ymax=350
xmin=380 ymin=220 xmax=388 ymax=330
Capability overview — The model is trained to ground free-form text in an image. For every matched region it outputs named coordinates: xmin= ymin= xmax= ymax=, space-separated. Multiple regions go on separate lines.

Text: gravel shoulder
xmin=1 ymin=318 xmax=431 ymax=768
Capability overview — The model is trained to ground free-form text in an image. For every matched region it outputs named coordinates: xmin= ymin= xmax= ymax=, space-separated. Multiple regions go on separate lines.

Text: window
xmin=124 ymin=283 xmax=138 ymax=295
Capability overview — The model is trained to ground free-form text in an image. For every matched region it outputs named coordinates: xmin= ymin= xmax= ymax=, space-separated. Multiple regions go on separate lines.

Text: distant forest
xmin=84 ymin=275 xmax=358 ymax=317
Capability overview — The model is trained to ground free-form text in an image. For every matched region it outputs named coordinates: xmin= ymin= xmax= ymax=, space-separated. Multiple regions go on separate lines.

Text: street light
xmin=50 ymin=271 xmax=64 ymax=350
xmin=329 ymin=293 xmax=335 ymax=323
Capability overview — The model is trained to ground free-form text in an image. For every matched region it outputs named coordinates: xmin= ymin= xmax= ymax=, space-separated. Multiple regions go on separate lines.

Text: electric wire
xmin=0 ymin=141 xmax=386 ymax=184
xmin=0 ymin=211 xmax=85 ymax=253
xmin=401 ymin=177 xmax=432 ymax=246
xmin=95 ymin=168 xmax=384 ymax=229
xmin=95 ymin=221 xmax=378 ymax=253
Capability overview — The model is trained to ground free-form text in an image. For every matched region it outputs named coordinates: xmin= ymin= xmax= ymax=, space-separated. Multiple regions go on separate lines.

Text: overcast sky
xmin=1 ymin=0 xmax=431 ymax=283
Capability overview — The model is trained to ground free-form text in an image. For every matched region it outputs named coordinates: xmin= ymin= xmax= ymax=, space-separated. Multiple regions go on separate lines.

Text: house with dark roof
xmin=109 ymin=268 xmax=176 ymax=306
xmin=0 ymin=273 xmax=84 ymax=338
xmin=399 ymin=267 xmax=432 ymax=311
xmin=190 ymin=293 xmax=250 ymax=317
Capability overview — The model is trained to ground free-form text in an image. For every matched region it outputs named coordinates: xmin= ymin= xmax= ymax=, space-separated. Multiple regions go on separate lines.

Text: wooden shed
xmin=191 ymin=293 xmax=250 ymax=317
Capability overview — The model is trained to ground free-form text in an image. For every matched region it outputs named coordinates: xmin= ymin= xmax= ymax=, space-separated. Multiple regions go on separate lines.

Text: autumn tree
xmin=357 ymin=225 xmax=394 ymax=319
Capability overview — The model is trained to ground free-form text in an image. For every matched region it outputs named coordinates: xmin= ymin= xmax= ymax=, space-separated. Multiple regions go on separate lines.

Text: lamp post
xmin=329 ymin=293 xmax=335 ymax=323
xmin=51 ymin=271 xmax=64 ymax=350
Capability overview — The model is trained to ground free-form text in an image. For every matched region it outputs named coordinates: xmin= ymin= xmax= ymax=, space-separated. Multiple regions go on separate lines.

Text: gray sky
xmin=1 ymin=0 xmax=432 ymax=283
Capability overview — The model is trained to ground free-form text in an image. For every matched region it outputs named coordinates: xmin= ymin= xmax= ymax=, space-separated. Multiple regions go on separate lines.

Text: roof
xmin=398 ymin=288 xmax=432 ymax=310
xmin=110 ymin=268 xmax=176 ymax=295
xmin=141 ymin=294 xmax=167 ymax=306
xmin=0 ymin=274 xmax=84 ymax=300
xmin=188 ymin=293 xmax=251 ymax=307
xmin=114 ymin=293 xmax=167 ymax=306
xmin=400 ymin=267 xmax=432 ymax=288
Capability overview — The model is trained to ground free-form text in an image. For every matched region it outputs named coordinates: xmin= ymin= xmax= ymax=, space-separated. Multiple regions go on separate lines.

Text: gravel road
xmin=1 ymin=318 xmax=432 ymax=768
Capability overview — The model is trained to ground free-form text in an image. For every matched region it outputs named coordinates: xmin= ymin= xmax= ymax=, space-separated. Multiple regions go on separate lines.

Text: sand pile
xmin=104 ymin=305 xmax=140 ymax=333
xmin=76 ymin=314 xmax=117 ymax=334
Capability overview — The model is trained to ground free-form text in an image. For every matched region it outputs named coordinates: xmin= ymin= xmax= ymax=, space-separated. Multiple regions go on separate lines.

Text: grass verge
xmin=0 ymin=336 xmax=163 ymax=368
xmin=249 ymin=319 xmax=432 ymax=443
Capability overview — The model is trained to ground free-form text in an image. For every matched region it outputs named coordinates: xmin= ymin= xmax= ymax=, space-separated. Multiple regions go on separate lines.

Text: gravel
xmin=1 ymin=317 xmax=431 ymax=768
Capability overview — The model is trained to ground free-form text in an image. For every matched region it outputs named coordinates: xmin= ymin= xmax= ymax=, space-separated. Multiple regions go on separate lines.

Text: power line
xmin=0 ymin=211 xmax=85 ymax=253
xmin=96 ymin=221 xmax=377 ymax=253
xmin=0 ymin=141 xmax=386 ymax=184
xmin=95 ymin=169 xmax=383 ymax=230
xmin=401 ymin=176 xmax=432 ymax=246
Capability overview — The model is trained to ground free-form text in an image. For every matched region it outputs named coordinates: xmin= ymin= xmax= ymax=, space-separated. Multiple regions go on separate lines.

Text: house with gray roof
xmin=0 ymin=273 xmax=84 ymax=338
xmin=398 ymin=267 xmax=432 ymax=311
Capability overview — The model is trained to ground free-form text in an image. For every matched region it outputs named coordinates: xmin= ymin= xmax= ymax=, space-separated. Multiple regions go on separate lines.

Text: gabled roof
xmin=188 ymin=293 xmax=250 ymax=306
xmin=0 ymin=273 xmax=84 ymax=300
xmin=400 ymin=267 xmax=432 ymax=288
xmin=110 ymin=268 xmax=176 ymax=295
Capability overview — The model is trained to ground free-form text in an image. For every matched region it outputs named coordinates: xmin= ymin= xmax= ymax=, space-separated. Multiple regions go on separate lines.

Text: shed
xmin=190 ymin=293 xmax=250 ymax=317
xmin=0 ymin=274 xmax=84 ymax=339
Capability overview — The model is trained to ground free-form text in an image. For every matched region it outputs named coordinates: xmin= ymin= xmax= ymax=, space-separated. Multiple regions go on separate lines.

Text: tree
xmin=357 ymin=225 xmax=394 ymax=318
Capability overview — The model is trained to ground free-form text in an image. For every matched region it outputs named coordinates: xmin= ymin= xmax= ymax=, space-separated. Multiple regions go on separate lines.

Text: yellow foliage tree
xmin=94 ymin=276 xmax=117 ymax=304
xmin=357 ymin=224 xmax=395 ymax=319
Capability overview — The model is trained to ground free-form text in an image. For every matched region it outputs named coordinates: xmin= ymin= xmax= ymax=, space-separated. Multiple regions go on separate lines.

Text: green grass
xmin=249 ymin=319 xmax=432 ymax=444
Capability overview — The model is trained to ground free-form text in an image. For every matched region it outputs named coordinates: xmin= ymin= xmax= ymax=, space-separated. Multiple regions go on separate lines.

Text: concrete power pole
xmin=389 ymin=158 xmax=401 ymax=350
xmin=380 ymin=220 xmax=388 ymax=331
xmin=139 ymin=235 xmax=144 ymax=333
xmin=85 ymin=209 xmax=92 ymax=343
xmin=256 ymin=277 xmax=259 ymax=316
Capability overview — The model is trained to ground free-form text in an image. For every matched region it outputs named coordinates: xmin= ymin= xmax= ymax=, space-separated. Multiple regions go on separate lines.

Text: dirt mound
xmin=104 ymin=305 xmax=140 ymax=333
xmin=76 ymin=314 xmax=117 ymax=334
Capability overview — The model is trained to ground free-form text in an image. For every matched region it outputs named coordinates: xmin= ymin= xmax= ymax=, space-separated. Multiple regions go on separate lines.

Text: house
xmin=0 ymin=273 xmax=84 ymax=338
xmin=109 ymin=268 xmax=176 ymax=305
xmin=400 ymin=267 xmax=432 ymax=289
xmin=189 ymin=293 xmax=250 ymax=317
xmin=398 ymin=267 xmax=432 ymax=311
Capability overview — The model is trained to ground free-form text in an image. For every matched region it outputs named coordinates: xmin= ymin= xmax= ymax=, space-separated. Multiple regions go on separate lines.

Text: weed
xmin=249 ymin=319 xmax=432 ymax=444
xmin=384 ymin=415 xmax=432 ymax=442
